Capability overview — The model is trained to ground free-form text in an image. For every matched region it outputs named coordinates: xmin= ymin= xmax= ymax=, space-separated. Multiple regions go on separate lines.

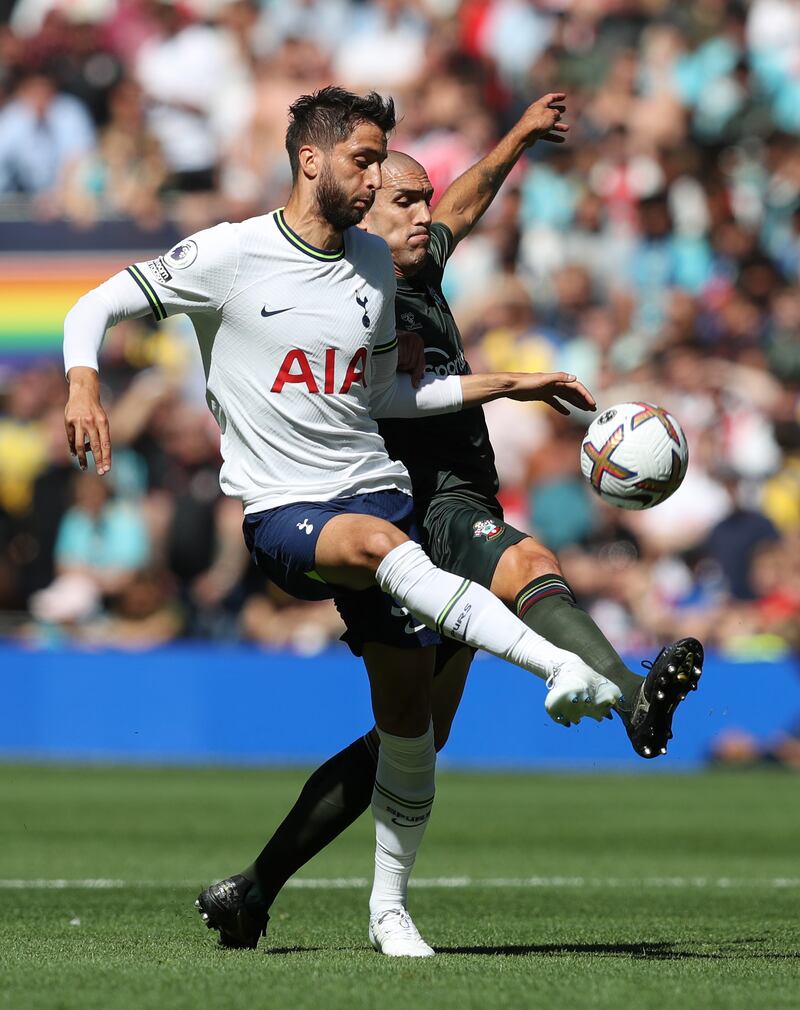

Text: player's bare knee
xmin=495 ymin=539 xmax=561 ymax=603
xmin=517 ymin=539 xmax=561 ymax=580
xmin=360 ymin=526 xmax=407 ymax=571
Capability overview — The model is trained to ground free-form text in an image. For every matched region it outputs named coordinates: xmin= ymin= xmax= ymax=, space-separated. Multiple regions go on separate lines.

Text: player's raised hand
xmin=64 ymin=366 xmax=112 ymax=475
xmin=509 ymin=371 xmax=596 ymax=414
xmin=515 ymin=93 xmax=569 ymax=146
xmin=397 ymin=330 xmax=426 ymax=388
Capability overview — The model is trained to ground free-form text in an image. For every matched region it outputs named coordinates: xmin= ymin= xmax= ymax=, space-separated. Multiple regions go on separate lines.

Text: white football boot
xmin=368 ymin=908 xmax=435 ymax=957
xmin=545 ymin=658 xmax=621 ymax=727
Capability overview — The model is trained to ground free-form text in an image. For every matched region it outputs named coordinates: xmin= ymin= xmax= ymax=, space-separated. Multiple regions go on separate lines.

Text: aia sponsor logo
xmin=271 ymin=347 xmax=368 ymax=394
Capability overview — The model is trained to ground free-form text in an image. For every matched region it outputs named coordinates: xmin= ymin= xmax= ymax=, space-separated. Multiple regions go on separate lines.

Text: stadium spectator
xmin=133 ymin=0 xmax=254 ymax=228
xmin=240 ymin=579 xmax=345 ymax=654
xmin=331 ymin=0 xmax=429 ymax=90
xmin=51 ymin=470 xmax=149 ymax=594
xmin=27 ymin=469 xmax=150 ymax=638
xmin=61 ymin=77 xmax=168 ymax=227
xmin=702 ymin=473 xmax=781 ymax=602
xmin=16 ymin=405 xmax=77 ymax=602
xmin=220 ymin=35 xmax=331 ymax=219
xmin=107 ymin=373 xmax=248 ymax=634
xmin=21 ymin=8 xmax=123 ymax=123
xmin=79 ymin=565 xmax=184 ymax=647
xmin=258 ymin=0 xmax=350 ymax=59
xmin=0 ymin=68 xmax=95 ymax=201
xmin=0 ymin=365 xmax=60 ymax=518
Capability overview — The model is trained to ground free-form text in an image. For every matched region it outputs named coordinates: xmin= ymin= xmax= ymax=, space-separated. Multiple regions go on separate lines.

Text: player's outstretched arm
xmin=371 ymin=363 xmax=595 ymax=420
xmin=460 ymin=370 xmax=596 ymax=415
xmin=432 ymin=93 xmax=569 ymax=246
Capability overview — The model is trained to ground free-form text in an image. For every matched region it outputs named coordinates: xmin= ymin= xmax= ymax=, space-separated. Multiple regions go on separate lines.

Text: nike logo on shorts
xmin=391 ymin=605 xmax=425 ymax=635
xmin=261 ymin=305 xmax=293 ymax=317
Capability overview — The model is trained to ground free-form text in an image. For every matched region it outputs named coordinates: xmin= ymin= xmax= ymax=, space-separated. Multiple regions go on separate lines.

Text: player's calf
xmin=492 ymin=538 xmax=647 ymax=706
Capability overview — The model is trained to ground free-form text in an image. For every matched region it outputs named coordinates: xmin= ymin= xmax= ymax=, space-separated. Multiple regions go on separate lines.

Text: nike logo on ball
xmin=261 ymin=305 xmax=293 ymax=317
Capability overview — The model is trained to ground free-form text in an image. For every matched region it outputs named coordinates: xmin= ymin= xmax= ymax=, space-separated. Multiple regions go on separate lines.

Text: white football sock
xmin=369 ymin=723 xmax=436 ymax=915
xmin=376 ymin=541 xmax=576 ymax=680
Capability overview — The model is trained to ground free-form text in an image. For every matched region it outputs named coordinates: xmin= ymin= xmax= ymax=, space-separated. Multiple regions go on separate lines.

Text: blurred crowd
xmin=1 ymin=0 xmax=799 ymax=722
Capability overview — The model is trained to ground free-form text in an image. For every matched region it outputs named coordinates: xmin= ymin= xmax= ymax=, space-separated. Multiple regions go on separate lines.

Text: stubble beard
xmin=316 ymin=162 xmax=371 ymax=231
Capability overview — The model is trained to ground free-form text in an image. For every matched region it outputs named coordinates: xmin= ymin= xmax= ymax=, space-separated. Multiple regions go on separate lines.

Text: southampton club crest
xmin=400 ymin=311 xmax=422 ymax=331
xmin=472 ymin=518 xmax=504 ymax=540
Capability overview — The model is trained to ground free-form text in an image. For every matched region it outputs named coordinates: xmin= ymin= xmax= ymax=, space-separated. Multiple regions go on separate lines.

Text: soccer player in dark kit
xmin=197 ymin=92 xmax=703 ymax=953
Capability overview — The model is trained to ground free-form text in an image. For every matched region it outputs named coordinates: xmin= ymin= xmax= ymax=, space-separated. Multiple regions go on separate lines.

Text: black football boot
xmin=195 ymin=875 xmax=269 ymax=950
xmin=621 ymin=637 xmax=704 ymax=758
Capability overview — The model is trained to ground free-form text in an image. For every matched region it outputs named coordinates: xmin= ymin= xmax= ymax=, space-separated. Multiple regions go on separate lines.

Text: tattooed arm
xmin=432 ymin=93 xmax=569 ymax=247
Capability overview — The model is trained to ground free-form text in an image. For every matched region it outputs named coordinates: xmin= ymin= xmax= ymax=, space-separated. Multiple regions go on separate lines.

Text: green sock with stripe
xmin=515 ymin=574 xmax=643 ymax=705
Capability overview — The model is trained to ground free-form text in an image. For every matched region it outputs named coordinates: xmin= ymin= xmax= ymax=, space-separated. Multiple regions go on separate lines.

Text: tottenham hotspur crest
xmin=355 ymin=293 xmax=370 ymax=328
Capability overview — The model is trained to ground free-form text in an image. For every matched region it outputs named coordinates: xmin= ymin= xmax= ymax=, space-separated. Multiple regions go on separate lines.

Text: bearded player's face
xmin=315 ymin=122 xmax=387 ymax=230
xmin=363 ymin=166 xmax=433 ymax=277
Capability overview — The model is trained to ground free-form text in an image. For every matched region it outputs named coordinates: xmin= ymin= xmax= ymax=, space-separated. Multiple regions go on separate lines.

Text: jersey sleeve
xmin=425 ymin=222 xmax=455 ymax=276
xmin=369 ymin=369 xmax=463 ymax=418
xmin=127 ymin=222 xmax=240 ymax=321
xmin=63 ymin=222 xmax=239 ymax=374
xmin=64 ymin=269 xmax=153 ymax=374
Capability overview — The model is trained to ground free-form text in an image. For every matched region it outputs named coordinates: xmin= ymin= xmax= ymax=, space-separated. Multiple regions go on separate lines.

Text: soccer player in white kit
xmin=63 ymin=87 xmax=620 ymax=956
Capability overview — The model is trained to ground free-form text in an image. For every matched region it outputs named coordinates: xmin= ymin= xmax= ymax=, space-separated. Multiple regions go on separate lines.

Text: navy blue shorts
xmin=243 ymin=489 xmax=441 ymax=655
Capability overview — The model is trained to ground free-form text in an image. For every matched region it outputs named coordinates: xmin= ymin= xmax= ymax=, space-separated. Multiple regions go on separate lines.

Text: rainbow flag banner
xmin=0 ymin=252 xmax=154 ymax=358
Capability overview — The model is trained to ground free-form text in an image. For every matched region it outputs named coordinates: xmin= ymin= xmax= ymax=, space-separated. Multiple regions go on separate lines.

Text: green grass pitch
xmin=1 ymin=764 xmax=798 ymax=1010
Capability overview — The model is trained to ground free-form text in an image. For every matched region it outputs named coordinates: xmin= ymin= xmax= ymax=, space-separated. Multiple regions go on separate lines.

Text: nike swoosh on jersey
xmin=261 ymin=305 xmax=294 ymax=317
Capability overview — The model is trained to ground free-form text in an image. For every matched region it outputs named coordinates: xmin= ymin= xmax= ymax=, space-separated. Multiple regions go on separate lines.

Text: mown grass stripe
xmin=2 ymin=877 xmax=799 ymax=890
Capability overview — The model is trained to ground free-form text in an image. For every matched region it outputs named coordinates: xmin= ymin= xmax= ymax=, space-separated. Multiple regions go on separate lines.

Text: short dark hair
xmin=285 ymin=86 xmax=396 ymax=180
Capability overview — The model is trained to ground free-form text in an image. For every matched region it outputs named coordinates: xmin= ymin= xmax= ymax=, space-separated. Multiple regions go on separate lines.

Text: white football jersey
xmin=118 ymin=211 xmax=458 ymax=513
